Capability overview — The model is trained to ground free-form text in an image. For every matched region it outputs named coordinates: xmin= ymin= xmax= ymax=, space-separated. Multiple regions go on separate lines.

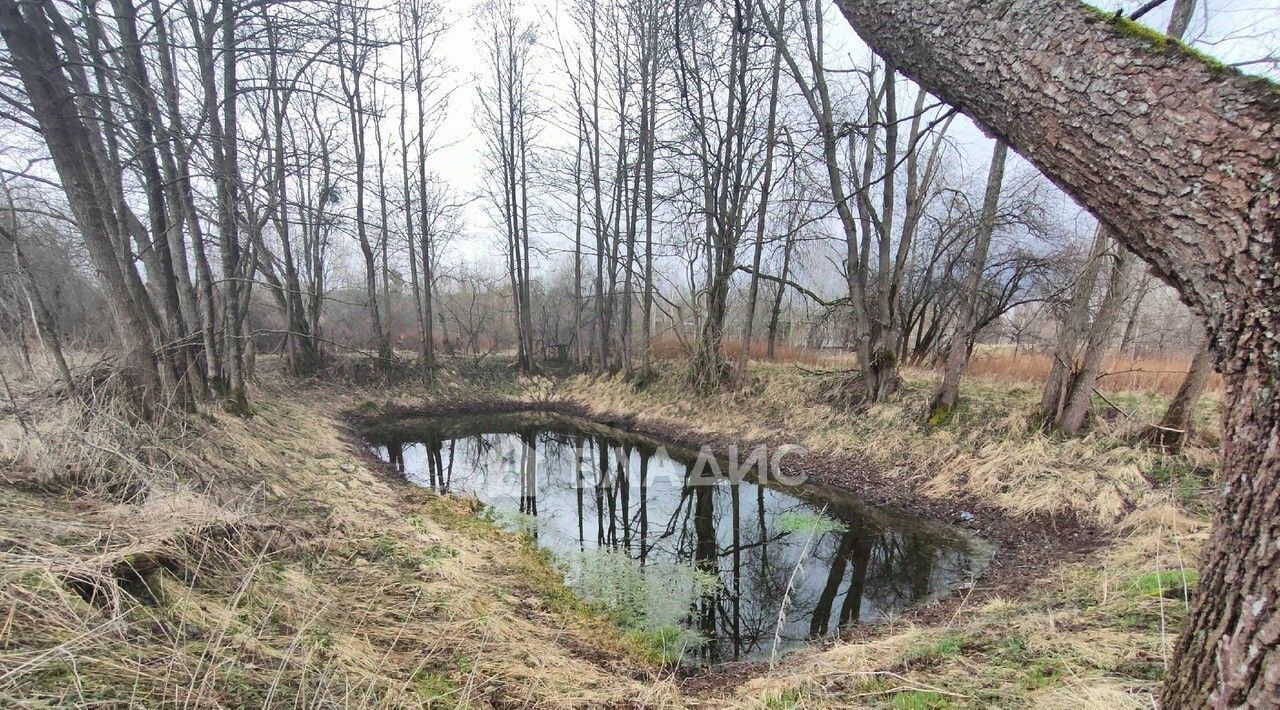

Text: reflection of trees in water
xmin=373 ymin=421 xmax=978 ymax=662
xmin=385 ymin=442 xmax=405 ymax=473
xmin=381 ymin=438 xmax=453 ymax=489
xmin=692 ymin=480 xmax=719 ymax=662
xmin=809 ymin=525 xmax=873 ymax=637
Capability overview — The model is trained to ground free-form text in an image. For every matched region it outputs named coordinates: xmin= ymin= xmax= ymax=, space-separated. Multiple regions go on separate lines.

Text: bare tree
xmin=0 ymin=0 xmax=173 ymax=409
xmin=335 ymin=0 xmax=392 ymax=363
xmin=760 ymin=0 xmax=953 ymax=404
xmin=477 ymin=0 xmax=537 ymax=372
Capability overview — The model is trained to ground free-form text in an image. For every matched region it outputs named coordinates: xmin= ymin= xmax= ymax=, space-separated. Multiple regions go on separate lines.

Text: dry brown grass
xmin=963 ymin=348 xmax=1222 ymax=396
xmin=648 ymin=338 xmax=1220 ymax=396
xmin=0 ymin=351 xmax=1220 ymax=708
xmin=0 ymin=363 xmax=680 ymax=708
xmin=558 ymin=360 xmax=1219 ymax=526
xmin=650 ymin=337 xmax=859 ymax=369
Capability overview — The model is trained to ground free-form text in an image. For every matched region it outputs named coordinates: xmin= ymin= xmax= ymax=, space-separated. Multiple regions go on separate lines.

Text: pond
xmin=362 ymin=411 xmax=991 ymax=665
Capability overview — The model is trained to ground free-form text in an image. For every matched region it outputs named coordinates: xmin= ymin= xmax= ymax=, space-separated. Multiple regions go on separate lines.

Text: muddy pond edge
xmin=338 ymin=394 xmax=1106 ymax=687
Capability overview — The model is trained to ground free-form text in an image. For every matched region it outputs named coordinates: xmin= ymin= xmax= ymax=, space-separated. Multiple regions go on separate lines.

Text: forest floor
xmin=0 ymin=354 xmax=1218 ymax=708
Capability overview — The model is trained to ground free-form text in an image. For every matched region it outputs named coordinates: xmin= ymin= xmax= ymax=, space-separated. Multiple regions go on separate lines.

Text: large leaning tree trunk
xmin=833 ymin=1 xmax=1279 ymax=706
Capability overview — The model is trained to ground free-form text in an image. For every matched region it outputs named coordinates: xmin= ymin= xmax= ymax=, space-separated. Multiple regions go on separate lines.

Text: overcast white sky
xmin=420 ymin=0 xmax=1280 ymax=269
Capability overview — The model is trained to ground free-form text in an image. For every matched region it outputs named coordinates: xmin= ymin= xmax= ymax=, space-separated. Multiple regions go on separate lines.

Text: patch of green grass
xmin=307 ymin=627 xmax=336 ymax=650
xmin=627 ymin=625 xmax=704 ymax=666
xmin=366 ymin=534 xmax=454 ymax=569
xmin=994 ymin=633 xmax=1028 ymax=662
xmin=1145 ymin=458 xmax=1211 ymax=513
xmin=489 ymin=508 xmax=540 ymax=537
xmin=1019 ymin=658 xmax=1064 ymax=690
xmin=517 ymin=542 xmax=588 ymax=616
xmin=848 ymin=674 xmax=896 ymax=695
xmin=419 ymin=496 xmax=500 ymax=539
xmin=892 ymin=690 xmax=951 ymax=710
xmin=900 ymin=632 xmax=965 ymax=668
xmin=1131 ymin=569 xmax=1198 ymax=599
xmin=762 ymin=688 xmax=805 ymax=710
xmin=411 ymin=668 xmax=460 ymax=705
xmin=777 ymin=511 xmax=848 ymax=535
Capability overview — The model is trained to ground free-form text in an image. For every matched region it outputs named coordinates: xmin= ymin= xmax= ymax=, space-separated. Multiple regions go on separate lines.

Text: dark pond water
xmin=363 ymin=412 xmax=990 ymax=665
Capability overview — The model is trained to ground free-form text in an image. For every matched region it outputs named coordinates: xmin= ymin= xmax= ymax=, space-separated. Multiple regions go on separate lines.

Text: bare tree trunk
xmin=373 ymin=59 xmax=393 ymax=355
xmin=621 ymin=57 xmax=640 ymax=372
xmin=1055 ymin=245 xmax=1137 ymax=434
xmin=0 ymin=0 xmax=165 ymax=407
xmin=832 ymin=1 xmax=1279 ymax=704
xmin=517 ymin=114 xmax=535 ymax=371
xmin=1149 ymin=338 xmax=1215 ymax=451
xmin=928 ymin=140 xmax=1007 ymax=424
xmin=866 ymin=63 xmax=900 ymax=403
xmin=148 ymin=0 xmax=204 ymax=394
xmin=1041 ymin=225 xmax=1108 ymax=422
xmin=573 ymin=104 xmax=586 ymax=367
xmin=1117 ymin=269 xmax=1153 ymax=354
xmin=588 ymin=3 xmax=608 ymax=370
xmin=217 ymin=0 xmax=248 ymax=410
xmin=0 ymin=227 xmax=75 ymax=395
xmin=766 ymin=228 xmax=795 ymax=360
xmin=399 ymin=36 xmax=426 ymax=382
xmin=413 ymin=17 xmax=436 ymax=383
xmin=640 ymin=6 xmax=658 ymax=374
xmin=735 ymin=1 xmax=784 ymax=384
xmin=108 ymin=0 xmax=194 ymax=406
xmin=338 ymin=5 xmax=391 ymax=365
xmin=159 ymin=23 xmax=222 ymax=388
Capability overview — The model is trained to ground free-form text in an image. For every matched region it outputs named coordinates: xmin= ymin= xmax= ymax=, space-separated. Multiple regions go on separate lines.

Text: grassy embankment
xmin=0 ymin=360 xmax=681 ymax=707
xmin=0 ymin=352 xmax=1218 ymax=708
